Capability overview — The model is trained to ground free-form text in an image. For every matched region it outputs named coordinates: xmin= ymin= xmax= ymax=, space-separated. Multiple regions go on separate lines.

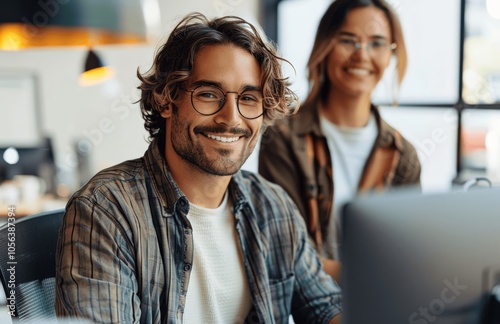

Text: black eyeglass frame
xmin=181 ymin=85 xmax=265 ymax=120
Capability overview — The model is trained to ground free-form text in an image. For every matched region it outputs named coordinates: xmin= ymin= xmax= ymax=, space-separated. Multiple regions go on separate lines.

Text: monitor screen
xmin=341 ymin=187 xmax=500 ymax=324
xmin=0 ymin=138 xmax=56 ymax=191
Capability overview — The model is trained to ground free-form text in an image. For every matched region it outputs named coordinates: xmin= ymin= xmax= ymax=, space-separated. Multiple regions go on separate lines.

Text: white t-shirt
xmin=320 ymin=113 xmax=378 ymax=259
xmin=183 ymin=193 xmax=252 ymax=323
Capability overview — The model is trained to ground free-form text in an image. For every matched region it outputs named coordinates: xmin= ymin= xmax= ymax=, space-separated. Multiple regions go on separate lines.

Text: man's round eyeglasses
xmin=335 ymin=36 xmax=397 ymax=57
xmin=182 ymin=84 xmax=264 ymax=120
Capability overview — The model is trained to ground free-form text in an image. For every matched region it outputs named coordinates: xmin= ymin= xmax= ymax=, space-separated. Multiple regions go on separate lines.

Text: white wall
xmin=0 ymin=0 xmax=261 ymax=193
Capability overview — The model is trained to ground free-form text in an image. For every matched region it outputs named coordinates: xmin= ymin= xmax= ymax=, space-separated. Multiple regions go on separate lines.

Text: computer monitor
xmin=0 ymin=138 xmax=56 ymax=192
xmin=341 ymin=187 xmax=500 ymax=324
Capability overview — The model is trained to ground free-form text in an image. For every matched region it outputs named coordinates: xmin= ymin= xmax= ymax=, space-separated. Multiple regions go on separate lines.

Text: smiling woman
xmin=259 ymin=0 xmax=421 ymax=283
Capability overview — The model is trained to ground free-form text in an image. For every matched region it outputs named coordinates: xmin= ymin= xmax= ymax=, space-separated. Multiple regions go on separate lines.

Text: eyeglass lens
xmin=336 ymin=36 xmax=395 ymax=56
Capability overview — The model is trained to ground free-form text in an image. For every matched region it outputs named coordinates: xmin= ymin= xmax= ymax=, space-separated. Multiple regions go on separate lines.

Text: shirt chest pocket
xmin=269 ymin=273 xmax=295 ymax=324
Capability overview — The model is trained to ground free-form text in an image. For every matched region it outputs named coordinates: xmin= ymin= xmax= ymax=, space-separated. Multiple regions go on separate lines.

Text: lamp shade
xmin=83 ymin=49 xmax=104 ymax=72
xmin=0 ymin=0 xmax=160 ymax=50
xmin=79 ymin=49 xmax=115 ymax=87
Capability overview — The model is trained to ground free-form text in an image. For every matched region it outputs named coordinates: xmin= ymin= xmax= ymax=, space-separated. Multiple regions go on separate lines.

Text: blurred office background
xmin=0 ymin=0 xmax=499 ymax=215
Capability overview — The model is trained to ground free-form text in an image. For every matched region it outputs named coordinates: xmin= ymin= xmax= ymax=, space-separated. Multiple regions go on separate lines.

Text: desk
xmin=0 ymin=194 xmax=67 ymax=220
xmin=0 ymin=177 xmax=67 ymax=220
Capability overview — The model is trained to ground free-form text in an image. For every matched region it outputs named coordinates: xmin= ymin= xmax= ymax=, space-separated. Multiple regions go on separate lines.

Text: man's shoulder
xmin=71 ymin=157 xmax=145 ymax=201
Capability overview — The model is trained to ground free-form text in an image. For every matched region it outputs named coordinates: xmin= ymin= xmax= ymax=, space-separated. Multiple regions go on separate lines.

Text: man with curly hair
xmin=55 ymin=13 xmax=342 ymax=324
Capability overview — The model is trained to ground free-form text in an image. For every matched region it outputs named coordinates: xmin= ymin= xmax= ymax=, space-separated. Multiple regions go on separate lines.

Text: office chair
xmin=0 ymin=208 xmax=64 ymax=322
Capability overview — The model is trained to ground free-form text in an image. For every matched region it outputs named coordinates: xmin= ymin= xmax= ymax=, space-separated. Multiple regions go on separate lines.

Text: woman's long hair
xmin=303 ymin=0 xmax=407 ymax=107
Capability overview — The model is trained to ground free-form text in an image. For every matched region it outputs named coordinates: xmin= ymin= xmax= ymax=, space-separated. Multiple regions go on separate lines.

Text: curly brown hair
xmin=137 ymin=12 xmax=299 ymax=141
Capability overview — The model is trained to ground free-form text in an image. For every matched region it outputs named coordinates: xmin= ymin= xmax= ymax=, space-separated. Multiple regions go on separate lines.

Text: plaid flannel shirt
xmin=55 ymin=138 xmax=342 ymax=324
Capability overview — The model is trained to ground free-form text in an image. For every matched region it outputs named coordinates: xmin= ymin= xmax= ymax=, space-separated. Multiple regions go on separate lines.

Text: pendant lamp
xmin=0 ymin=0 xmax=160 ymax=49
xmin=0 ymin=0 xmax=160 ymax=85
xmin=79 ymin=48 xmax=115 ymax=87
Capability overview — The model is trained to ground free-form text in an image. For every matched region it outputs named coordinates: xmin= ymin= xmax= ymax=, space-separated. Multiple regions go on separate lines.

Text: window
xmin=264 ymin=0 xmax=500 ymax=190
xmin=0 ymin=71 xmax=41 ymax=146
xmin=463 ymin=0 xmax=500 ymax=104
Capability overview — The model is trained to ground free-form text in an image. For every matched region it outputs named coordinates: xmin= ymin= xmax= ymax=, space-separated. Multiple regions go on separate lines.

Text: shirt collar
xmin=293 ymin=102 xmax=405 ymax=151
xmin=143 ymin=138 xmax=185 ymax=217
xmin=227 ymin=171 xmax=251 ymax=215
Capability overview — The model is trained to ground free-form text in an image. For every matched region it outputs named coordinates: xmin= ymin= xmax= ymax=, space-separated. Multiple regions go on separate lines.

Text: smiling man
xmin=55 ymin=13 xmax=342 ymax=324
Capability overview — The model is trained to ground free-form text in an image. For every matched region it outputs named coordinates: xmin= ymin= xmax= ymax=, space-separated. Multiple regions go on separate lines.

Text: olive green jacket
xmin=259 ymin=103 xmax=421 ymax=252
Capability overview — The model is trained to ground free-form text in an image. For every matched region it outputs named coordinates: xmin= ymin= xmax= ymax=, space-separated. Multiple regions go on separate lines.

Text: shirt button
xmin=184 ymin=263 xmax=192 ymax=271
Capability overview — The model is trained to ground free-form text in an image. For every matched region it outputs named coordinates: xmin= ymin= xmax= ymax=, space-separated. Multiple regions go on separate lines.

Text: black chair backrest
xmin=0 ymin=208 xmax=64 ymax=322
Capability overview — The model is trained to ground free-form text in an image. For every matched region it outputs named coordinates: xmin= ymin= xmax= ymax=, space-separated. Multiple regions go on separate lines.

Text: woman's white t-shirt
xmin=319 ymin=113 xmax=378 ymax=259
